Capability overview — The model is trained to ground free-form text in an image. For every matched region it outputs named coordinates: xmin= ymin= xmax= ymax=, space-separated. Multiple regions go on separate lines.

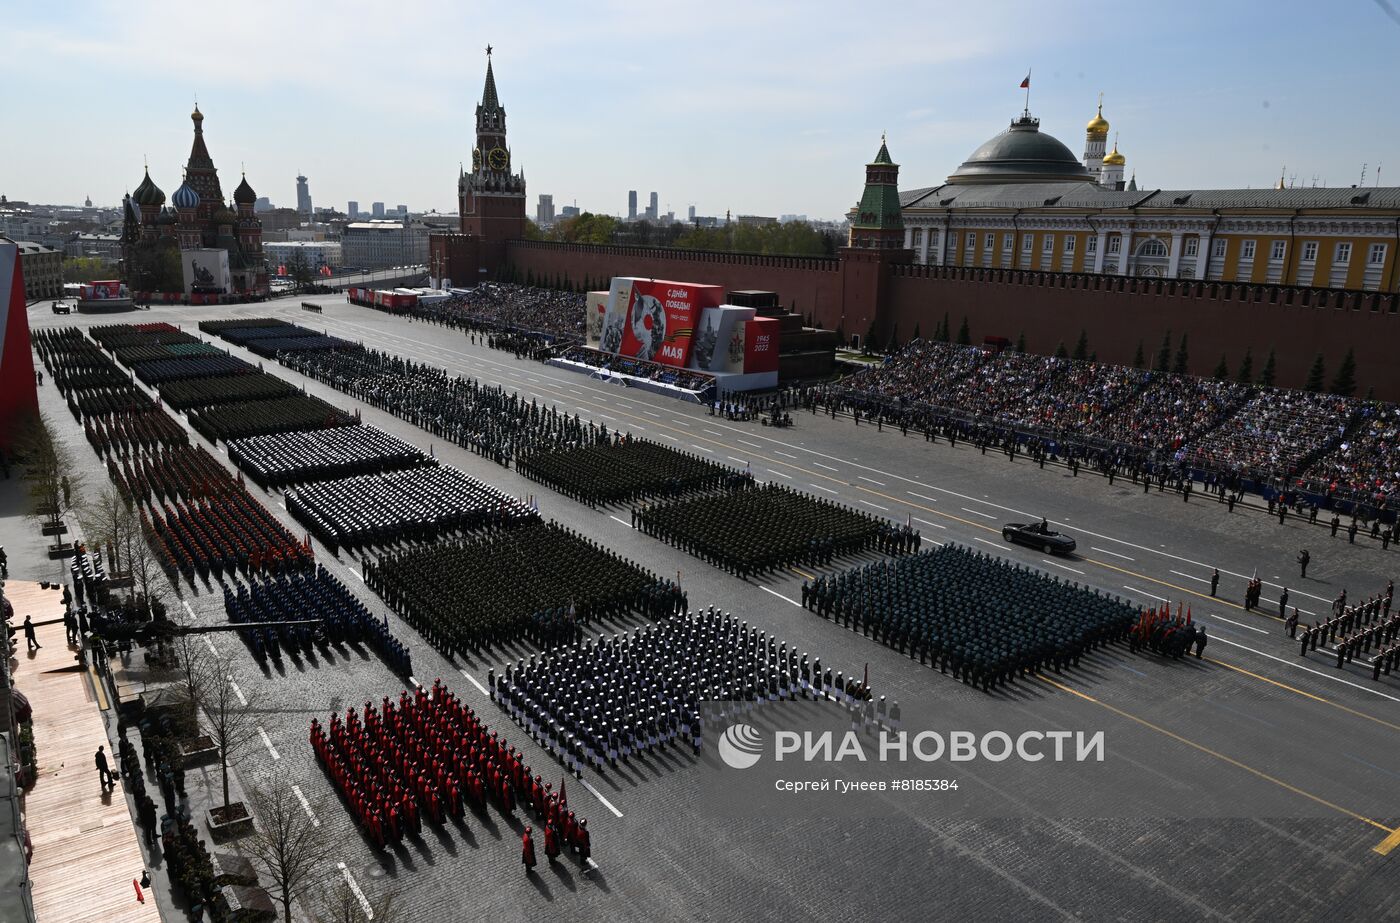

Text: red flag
xmin=863 ymin=663 xmax=869 ymax=689
xmin=1186 ymin=606 xmax=1192 ymax=625
xmin=1019 ymin=74 xmax=1030 ymax=89
xmin=559 ymin=776 xmax=567 ymax=806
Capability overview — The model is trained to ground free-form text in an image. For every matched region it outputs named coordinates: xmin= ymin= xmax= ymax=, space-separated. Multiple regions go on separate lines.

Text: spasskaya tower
xmin=458 ymin=46 xmax=526 ymax=241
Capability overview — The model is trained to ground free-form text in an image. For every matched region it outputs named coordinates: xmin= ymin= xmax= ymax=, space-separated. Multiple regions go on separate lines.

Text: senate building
xmin=894 ymin=101 xmax=1400 ymax=292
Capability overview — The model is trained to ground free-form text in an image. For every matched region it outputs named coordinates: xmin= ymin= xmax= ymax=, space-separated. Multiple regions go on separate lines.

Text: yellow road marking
xmin=88 ymin=666 xmax=109 ymax=711
xmin=1375 ymin=827 xmax=1400 ymax=856
xmin=1205 ymin=656 xmax=1400 ymax=734
xmin=1036 ymin=673 xmax=1395 ymax=835
xmin=788 ymin=566 xmax=817 ymax=581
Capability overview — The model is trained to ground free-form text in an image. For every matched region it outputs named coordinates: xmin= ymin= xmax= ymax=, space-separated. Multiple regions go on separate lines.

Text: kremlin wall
xmin=435 ymin=54 xmax=1400 ymax=398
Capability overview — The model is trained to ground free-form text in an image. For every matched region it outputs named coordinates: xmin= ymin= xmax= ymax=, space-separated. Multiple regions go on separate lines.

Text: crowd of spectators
xmin=828 ymin=338 xmax=1390 ymax=506
xmin=370 ymin=283 xmax=586 ymax=343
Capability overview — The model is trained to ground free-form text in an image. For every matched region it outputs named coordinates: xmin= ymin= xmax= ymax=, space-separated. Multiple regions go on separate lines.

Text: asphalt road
xmin=19 ymin=294 xmax=1400 ymax=923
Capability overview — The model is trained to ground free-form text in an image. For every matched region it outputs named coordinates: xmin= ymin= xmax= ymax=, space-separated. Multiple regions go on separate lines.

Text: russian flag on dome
xmin=1019 ymin=73 xmax=1030 ymax=89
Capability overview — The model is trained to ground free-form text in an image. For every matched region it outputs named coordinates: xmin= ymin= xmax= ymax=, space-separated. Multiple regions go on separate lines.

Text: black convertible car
xmin=1002 ymin=520 xmax=1077 ymax=555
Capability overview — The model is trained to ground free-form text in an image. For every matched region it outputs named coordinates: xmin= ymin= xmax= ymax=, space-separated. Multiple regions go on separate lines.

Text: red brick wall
xmin=504 ymin=240 xmax=843 ymax=324
xmin=885 ymin=266 xmax=1400 ymax=398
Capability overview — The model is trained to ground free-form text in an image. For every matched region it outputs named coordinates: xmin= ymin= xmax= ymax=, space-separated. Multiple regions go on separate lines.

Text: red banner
xmin=615 ymin=279 xmax=723 ymax=367
xmin=742 ymin=316 xmax=780 ymax=374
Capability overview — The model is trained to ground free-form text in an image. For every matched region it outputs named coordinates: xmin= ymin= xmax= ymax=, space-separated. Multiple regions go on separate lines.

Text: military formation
xmin=1295 ymin=583 xmax=1400 ymax=679
xmin=282 ymin=346 xmax=606 ymax=468
xmin=516 ymin=434 xmax=736 ymax=507
xmin=493 ymin=607 xmax=872 ymax=777
xmin=286 ymin=465 xmax=537 ymax=554
xmin=227 ymin=424 xmax=431 ymax=489
xmin=188 ymin=393 xmax=357 ymax=444
xmin=224 ymin=566 xmax=411 ymax=673
xmin=803 ymin=545 xmax=1137 ymax=691
xmin=635 ymin=482 xmax=887 ymax=578
xmin=365 ymin=521 xmax=682 ymax=657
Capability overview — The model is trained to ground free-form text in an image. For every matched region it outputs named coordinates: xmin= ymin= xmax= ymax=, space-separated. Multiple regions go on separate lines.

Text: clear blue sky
xmin=10 ymin=0 xmax=1400 ymax=219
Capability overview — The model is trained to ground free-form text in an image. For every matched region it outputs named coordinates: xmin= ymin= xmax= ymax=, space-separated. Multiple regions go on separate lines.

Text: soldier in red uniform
xmin=544 ymin=820 xmax=561 ymax=863
xmin=521 ymin=826 xmax=537 ymax=875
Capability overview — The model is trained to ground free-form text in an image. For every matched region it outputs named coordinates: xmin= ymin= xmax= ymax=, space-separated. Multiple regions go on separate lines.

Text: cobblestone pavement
xmin=13 ymin=296 xmax=1400 ymax=923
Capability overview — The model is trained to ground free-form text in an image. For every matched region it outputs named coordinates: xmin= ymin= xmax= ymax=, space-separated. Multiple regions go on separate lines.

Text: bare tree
xmin=16 ymin=413 xmax=83 ymax=534
xmin=204 ymin=651 xmax=261 ymax=814
xmin=311 ymin=874 xmax=402 ymax=923
xmin=129 ymin=516 xmax=170 ymax=622
xmin=78 ymin=484 xmax=137 ymax=581
xmin=166 ymin=630 xmax=213 ymax=734
xmin=244 ymin=779 xmax=329 ymax=923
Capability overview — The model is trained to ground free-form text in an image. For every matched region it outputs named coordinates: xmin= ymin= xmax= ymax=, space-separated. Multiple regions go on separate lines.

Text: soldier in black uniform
xmin=1331 ymin=515 xmax=1341 ymax=538
xmin=1210 ymin=568 xmax=1219 ymax=597
xmin=1297 ymin=549 xmax=1309 ymax=578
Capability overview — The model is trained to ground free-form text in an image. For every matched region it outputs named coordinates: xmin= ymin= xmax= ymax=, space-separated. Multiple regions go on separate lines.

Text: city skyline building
xmin=296 ymin=174 xmax=311 ymax=214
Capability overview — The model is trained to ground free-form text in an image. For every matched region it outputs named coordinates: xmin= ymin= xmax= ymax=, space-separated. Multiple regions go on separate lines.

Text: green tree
xmin=956 ymin=316 xmax=971 ymax=346
xmin=1212 ymin=354 xmax=1230 ymax=379
xmin=1054 ymin=340 xmax=1069 ymax=359
xmin=1330 ymin=348 xmax=1357 ymax=396
xmin=1236 ymin=347 xmax=1254 ymax=383
xmin=62 ymin=256 xmax=111 ymax=283
xmin=1016 ymin=331 xmax=1027 ymax=353
xmin=1155 ymin=331 xmax=1172 ymax=371
xmin=1254 ymin=348 xmax=1276 ymax=389
xmin=1172 ymin=333 xmax=1190 ymax=375
xmin=522 ymin=219 xmax=545 ymax=241
xmin=1071 ymin=329 xmax=1089 ymax=361
xmin=1305 ymin=353 xmax=1326 ymax=392
xmin=912 ymin=322 xmax=921 ymax=341
xmin=1132 ymin=341 xmax=1145 ymax=369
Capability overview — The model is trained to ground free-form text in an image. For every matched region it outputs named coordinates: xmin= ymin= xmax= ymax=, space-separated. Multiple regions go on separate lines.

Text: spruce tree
xmin=1072 ymin=329 xmax=1089 ymax=361
xmin=1016 ymin=331 xmax=1027 ymax=353
xmin=1132 ymin=341 xmax=1145 ymax=369
xmin=1305 ymin=354 xmax=1326 ymax=392
xmin=1329 ymin=348 xmax=1357 ymax=397
xmin=1258 ymin=348 xmax=1276 ymax=387
xmin=1172 ymin=333 xmax=1190 ymax=375
xmin=956 ymin=316 xmax=971 ymax=346
xmin=1236 ymin=347 xmax=1254 ymax=384
xmin=1155 ymin=331 xmax=1172 ymax=371
xmin=1212 ymin=354 xmax=1230 ymax=379
xmin=1054 ymin=340 xmax=1069 ymax=359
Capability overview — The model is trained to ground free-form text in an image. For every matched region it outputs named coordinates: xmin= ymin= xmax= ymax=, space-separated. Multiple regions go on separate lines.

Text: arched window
xmin=1136 ymin=238 xmax=1168 ymax=258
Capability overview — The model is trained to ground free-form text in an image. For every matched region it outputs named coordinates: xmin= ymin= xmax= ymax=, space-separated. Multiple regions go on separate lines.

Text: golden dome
xmin=1086 ymin=101 xmax=1109 ymax=135
xmin=1102 ymin=142 xmax=1125 ymax=166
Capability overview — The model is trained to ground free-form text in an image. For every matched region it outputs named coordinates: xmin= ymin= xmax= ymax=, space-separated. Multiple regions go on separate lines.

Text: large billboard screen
xmin=586 ymin=291 xmax=608 ymax=346
xmin=689 ymin=305 xmax=755 ymax=373
xmin=182 ymin=249 xmax=232 ymax=295
xmin=741 ymin=316 xmax=780 ymax=374
xmin=601 ymin=277 xmax=724 ymax=367
xmin=79 ymin=280 xmax=125 ymax=301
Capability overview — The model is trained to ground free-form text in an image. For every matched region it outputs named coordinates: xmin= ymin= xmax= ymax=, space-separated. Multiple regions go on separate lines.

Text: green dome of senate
xmin=948 ymin=114 xmax=1091 ymax=185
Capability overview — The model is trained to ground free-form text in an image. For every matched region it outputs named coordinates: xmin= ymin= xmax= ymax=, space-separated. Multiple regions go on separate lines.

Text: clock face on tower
xmin=488 ymin=147 xmax=508 ymax=171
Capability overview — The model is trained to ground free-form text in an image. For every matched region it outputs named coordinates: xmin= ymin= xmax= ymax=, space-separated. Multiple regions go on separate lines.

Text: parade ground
xmin=11 ymin=293 xmax=1400 ymax=923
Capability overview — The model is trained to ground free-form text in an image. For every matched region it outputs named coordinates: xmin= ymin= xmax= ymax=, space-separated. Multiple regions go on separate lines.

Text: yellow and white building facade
xmin=898 ymin=104 xmax=1400 ymax=292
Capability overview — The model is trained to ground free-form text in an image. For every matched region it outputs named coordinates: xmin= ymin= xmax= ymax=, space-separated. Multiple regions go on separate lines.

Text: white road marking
xmin=767 ymin=469 xmax=793 ymax=479
xmin=203 ymin=637 xmax=219 ymax=655
xmin=354 ymin=570 xmax=366 ymax=582
xmin=292 ymin=785 xmax=320 ymax=827
xmin=1199 ymin=611 xmax=1268 ymax=635
xmin=1170 ymin=570 xmax=1209 ymax=584
xmin=182 ymin=600 xmax=197 ymax=619
xmin=913 ymin=517 xmax=947 ymax=530
xmin=704 ymin=429 xmax=725 ymax=436
xmin=738 ymin=439 xmax=762 ymax=448
xmin=921 ymin=537 xmax=945 ymax=546
xmin=960 ymin=507 xmax=996 ymax=519
xmin=813 ymin=461 xmax=839 ymax=472
xmin=1091 ymin=547 xmax=1135 ymax=561
xmin=336 ymin=863 xmax=372 ymax=917
xmin=1211 ymin=637 xmax=1400 ymax=702
xmin=694 ymin=445 xmax=714 ymax=453
xmin=229 ymin=680 xmax=247 ymax=706
xmin=578 ymin=777 xmax=624 ymax=818
xmin=760 ymin=586 xmax=802 ymax=607
xmin=609 ymin=515 xmax=632 ymax=528
xmin=409 ymin=676 xmax=420 ymax=688
xmin=774 ymin=450 xmax=797 ymax=459
xmin=598 ymin=413 xmax=617 ymax=421
xmin=671 ymin=419 xmax=691 ymax=427
xmin=1041 ymin=559 xmax=1086 ymax=575
xmin=973 ymin=537 xmax=1001 ymax=548
xmin=728 ymin=456 xmax=748 ymax=464
xmin=860 ymin=500 xmax=889 ymax=511
xmin=258 ymin=727 xmax=281 ymax=760
xmin=858 ymin=476 xmax=886 ymax=486
xmin=811 ymin=484 xmax=839 ymax=495
xmin=1122 ymin=584 xmax=1168 ymax=602
xmin=907 ymin=491 xmax=939 ymax=503
xmin=459 ymin=669 xmax=488 ymax=695
xmin=643 ymin=410 xmax=661 ymax=418
xmin=662 ymin=433 xmax=679 ymax=440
